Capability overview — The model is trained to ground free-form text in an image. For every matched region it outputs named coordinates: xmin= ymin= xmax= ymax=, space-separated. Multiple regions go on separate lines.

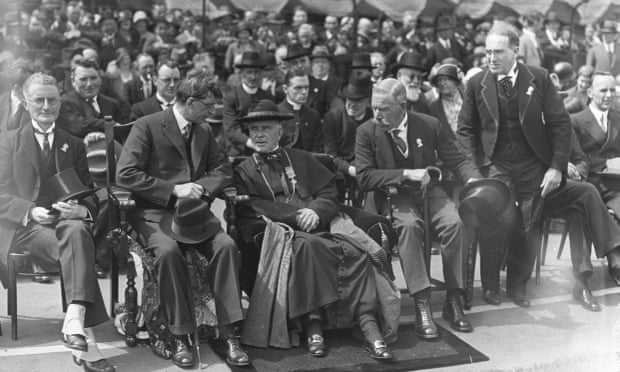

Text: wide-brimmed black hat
xmin=48 ymin=167 xmax=95 ymax=203
xmin=238 ymin=100 xmax=294 ymax=125
xmin=235 ymin=51 xmax=266 ymax=69
xmin=430 ymin=63 xmax=461 ymax=86
xmin=160 ymin=198 xmax=220 ymax=244
xmin=351 ymin=53 xmax=373 ymax=70
xmin=458 ymin=179 xmax=512 ymax=228
xmin=391 ymin=51 xmax=427 ymax=76
xmin=282 ymin=44 xmax=311 ymax=61
xmin=435 ymin=17 xmax=454 ymax=31
xmin=343 ymin=72 xmax=372 ymax=100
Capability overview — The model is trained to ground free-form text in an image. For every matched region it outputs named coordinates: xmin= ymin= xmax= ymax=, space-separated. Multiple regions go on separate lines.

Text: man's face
xmin=137 ymin=56 xmax=155 ymax=79
xmin=249 ymin=121 xmax=282 ymax=152
xmin=293 ymin=10 xmax=307 ymax=27
xmin=371 ymin=55 xmax=385 ymax=78
xmin=397 ymin=68 xmax=423 ymax=101
xmin=345 ymin=97 xmax=369 ymax=118
xmin=577 ymin=74 xmax=592 ymax=93
xmin=372 ymin=93 xmax=403 ymax=129
xmin=284 ymin=75 xmax=309 ymax=105
xmin=287 ymin=56 xmax=310 ymax=74
xmin=24 ymin=83 xmax=61 ymax=128
xmin=311 ymin=58 xmax=330 ymax=79
xmin=100 ymin=19 xmax=117 ymax=35
xmin=240 ymin=67 xmax=262 ymax=89
xmin=589 ymin=75 xmax=616 ymax=111
xmin=72 ymin=65 xmax=101 ymax=99
xmin=154 ymin=65 xmax=180 ymax=101
xmin=187 ymin=93 xmax=216 ymax=123
xmin=67 ymin=6 xmax=81 ymax=24
xmin=298 ymin=28 xmax=312 ymax=46
xmin=485 ymin=34 xmax=518 ymax=75
xmin=324 ymin=17 xmax=337 ymax=32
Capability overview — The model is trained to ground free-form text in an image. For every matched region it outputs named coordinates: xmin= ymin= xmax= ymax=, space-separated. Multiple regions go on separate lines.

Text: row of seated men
xmin=3 ymin=21 xmax=620 ymax=372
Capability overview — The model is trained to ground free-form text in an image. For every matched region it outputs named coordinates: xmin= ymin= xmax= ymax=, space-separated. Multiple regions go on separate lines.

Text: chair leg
xmin=8 ymin=255 xmax=18 ymax=340
xmin=464 ymin=230 xmax=478 ymax=310
xmin=541 ymin=220 xmax=550 ymax=266
xmin=60 ymin=274 xmax=67 ymax=313
xmin=556 ymin=229 xmax=568 ymax=260
xmin=110 ymin=244 xmax=119 ymax=318
xmin=535 ymin=242 xmax=542 ymax=285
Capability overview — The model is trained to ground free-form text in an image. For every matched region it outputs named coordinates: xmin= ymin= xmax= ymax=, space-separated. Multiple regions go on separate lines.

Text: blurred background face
xmin=371 ymin=54 xmax=385 ymax=79
xmin=155 ymin=65 xmax=180 ymax=101
xmin=602 ymin=31 xmax=617 ymax=44
xmin=100 ymin=19 xmax=117 ymax=35
xmin=589 ymin=75 xmax=616 ymax=111
xmin=155 ymin=22 xmax=168 ymax=36
xmin=137 ymin=55 xmax=155 ymax=78
xmin=436 ymin=76 xmax=459 ymax=97
xmin=311 ymin=58 xmax=330 ymax=79
xmin=287 ymin=56 xmax=310 ymax=74
xmin=324 ymin=16 xmax=337 ymax=32
xmin=284 ymin=75 xmax=309 ymax=104
xmin=577 ymin=74 xmax=592 ymax=92
xmin=240 ymin=67 xmax=262 ymax=89
xmin=293 ymin=10 xmax=307 ymax=27
xmin=249 ymin=122 xmax=282 ymax=152
xmin=345 ymin=97 xmax=369 ymax=118
xmin=24 ymin=83 xmax=61 ymax=128
xmin=298 ymin=26 xmax=313 ymax=46
xmin=72 ymin=65 xmax=101 ymax=98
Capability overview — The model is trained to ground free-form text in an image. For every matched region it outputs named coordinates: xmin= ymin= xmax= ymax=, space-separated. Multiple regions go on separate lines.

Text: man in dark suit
xmin=130 ymin=61 xmax=181 ymax=121
xmin=57 ymin=59 xmax=130 ymax=139
xmin=116 ymin=70 xmax=249 ymax=369
xmin=457 ymin=22 xmax=620 ymax=307
xmin=0 ymin=73 xmax=113 ymax=371
xmin=356 ymin=78 xmax=482 ymax=338
xmin=124 ymin=53 xmax=156 ymax=106
xmin=222 ymin=51 xmax=276 ymax=156
xmin=425 ymin=19 xmax=467 ymax=71
xmin=277 ymin=69 xmax=323 ymax=153
xmin=323 ymin=73 xmax=373 ymax=205
xmin=586 ymin=20 xmax=620 ymax=77
xmin=0 ymin=58 xmax=35 ymax=132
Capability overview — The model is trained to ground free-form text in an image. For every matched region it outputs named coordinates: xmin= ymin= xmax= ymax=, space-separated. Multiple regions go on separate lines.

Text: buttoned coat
xmin=58 ymin=90 xmax=130 ymax=138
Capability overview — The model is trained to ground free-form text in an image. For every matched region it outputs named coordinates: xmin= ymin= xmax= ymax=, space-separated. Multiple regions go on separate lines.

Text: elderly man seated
xmin=233 ymin=100 xmax=395 ymax=360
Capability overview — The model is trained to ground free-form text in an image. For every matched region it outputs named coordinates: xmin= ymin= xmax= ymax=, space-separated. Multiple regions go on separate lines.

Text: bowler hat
xmin=160 ymin=199 xmax=220 ymax=244
xmin=435 ymin=17 xmax=453 ymax=31
xmin=235 ymin=51 xmax=266 ymax=69
xmin=48 ymin=167 xmax=95 ymax=203
xmin=350 ymin=53 xmax=373 ymax=70
xmin=343 ymin=72 xmax=372 ymax=100
xmin=310 ymin=45 xmax=332 ymax=61
xmin=206 ymin=104 xmax=223 ymax=124
xmin=282 ymin=44 xmax=311 ymax=61
xmin=391 ymin=51 xmax=427 ymax=76
xmin=544 ymin=12 xmax=563 ymax=26
xmin=458 ymin=179 xmax=511 ymax=228
xmin=600 ymin=20 xmax=617 ymax=34
xmin=237 ymin=100 xmax=294 ymax=125
xmin=430 ymin=64 xmax=461 ymax=86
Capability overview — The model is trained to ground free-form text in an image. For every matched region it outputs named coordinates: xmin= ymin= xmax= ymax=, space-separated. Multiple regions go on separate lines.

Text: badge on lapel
xmin=60 ymin=143 xmax=69 ymax=152
xmin=526 ymin=86 xmax=534 ymax=96
xmin=416 ymin=138 xmax=423 ymax=148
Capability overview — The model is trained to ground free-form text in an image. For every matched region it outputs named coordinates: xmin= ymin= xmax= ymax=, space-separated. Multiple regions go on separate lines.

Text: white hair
xmin=373 ymin=78 xmax=407 ymax=104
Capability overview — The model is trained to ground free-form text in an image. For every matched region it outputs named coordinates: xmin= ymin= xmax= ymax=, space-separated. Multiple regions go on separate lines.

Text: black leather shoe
xmin=63 ymin=334 xmax=88 ymax=352
xmin=364 ymin=340 xmax=393 ymax=360
xmin=482 ymin=290 xmax=501 ymax=305
xmin=32 ymin=275 xmax=53 ymax=284
xmin=507 ymin=292 xmax=531 ymax=308
xmin=73 ymin=355 xmax=116 ymax=372
xmin=414 ymin=298 xmax=439 ymax=339
xmin=609 ymin=267 xmax=620 ymax=287
xmin=94 ymin=264 xmax=107 ymax=279
xmin=307 ymin=334 xmax=327 ymax=357
xmin=172 ymin=336 xmax=194 ymax=369
xmin=226 ymin=337 xmax=250 ymax=366
xmin=573 ymin=286 xmax=601 ymax=312
xmin=442 ymin=293 xmax=473 ymax=333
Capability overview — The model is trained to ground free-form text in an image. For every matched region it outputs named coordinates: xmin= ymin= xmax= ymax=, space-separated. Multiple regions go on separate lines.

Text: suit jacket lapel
xmin=21 ymin=124 xmax=40 ymax=176
xmin=190 ymin=124 xmax=206 ymax=172
xmin=481 ymin=70 xmax=500 ymax=130
xmin=374 ymin=124 xmax=397 ymax=169
xmin=407 ymin=115 xmax=423 ymax=168
xmin=603 ymin=110 xmax=620 ymax=150
xmin=582 ymin=108 xmax=607 ymax=146
xmin=162 ymin=110 xmax=188 ymax=160
xmin=54 ymin=129 xmax=68 ymax=174
xmin=517 ymin=63 xmax=536 ymax=124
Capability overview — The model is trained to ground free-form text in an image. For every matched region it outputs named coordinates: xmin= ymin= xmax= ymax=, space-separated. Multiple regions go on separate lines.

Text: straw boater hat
xmin=160 ymin=198 xmax=220 ymax=244
xmin=237 ymin=100 xmax=294 ymax=126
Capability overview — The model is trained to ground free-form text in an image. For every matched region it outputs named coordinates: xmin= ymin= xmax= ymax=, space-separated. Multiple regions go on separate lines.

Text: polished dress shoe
xmin=482 ymin=290 xmax=501 ymax=305
xmin=442 ymin=293 xmax=473 ymax=333
xmin=63 ymin=334 xmax=88 ymax=352
xmin=172 ymin=336 xmax=194 ymax=369
xmin=364 ymin=340 xmax=393 ymax=360
xmin=573 ymin=286 xmax=601 ymax=312
xmin=507 ymin=292 xmax=530 ymax=308
xmin=94 ymin=264 xmax=107 ymax=279
xmin=609 ymin=267 xmax=620 ymax=287
xmin=413 ymin=298 xmax=439 ymax=339
xmin=73 ymin=355 xmax=116 ymax=372
xmin=225 ymin=337 xmax=250 ymax=366
xmin=307 ymin=334 xmax=327 ymax=357
xmin=32 ymin=275 xmax=53 ymax=283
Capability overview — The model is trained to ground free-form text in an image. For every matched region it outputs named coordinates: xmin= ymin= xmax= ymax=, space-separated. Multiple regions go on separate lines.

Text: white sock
xmin=62 ymin=304 xmax=86 ymax=336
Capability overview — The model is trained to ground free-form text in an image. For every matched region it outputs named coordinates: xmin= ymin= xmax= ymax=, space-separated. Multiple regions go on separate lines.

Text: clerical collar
xmin=242 ymin=82 xmax=258 ymax=95
xmin=286 ymin=98 xmax=302 ymax=110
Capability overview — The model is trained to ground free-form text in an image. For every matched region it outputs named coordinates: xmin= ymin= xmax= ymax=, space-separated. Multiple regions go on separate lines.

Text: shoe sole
xmin=364 ymin=346 xmax=393 ymax=360
xmin=414 ymin=331 xmax=439 ymax=340
xmin=62 ymin=337 xmax=88 ymax=352
xmin=226 ymin=357 xmax=251 ymax=366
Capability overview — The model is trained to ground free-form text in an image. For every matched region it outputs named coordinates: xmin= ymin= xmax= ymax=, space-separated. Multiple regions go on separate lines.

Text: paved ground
xmin=1 ymin=221 xmax=620 ymax=372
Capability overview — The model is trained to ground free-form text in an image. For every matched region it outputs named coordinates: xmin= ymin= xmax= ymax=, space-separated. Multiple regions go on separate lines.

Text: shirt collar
xmin=242 ymin=82 xmax=258 ymax=95
xmin=286 ymin=97 xmax=302 ymax=110
xmin=172 ymin=104 xmax=190 ymax=132
xmin=497 ymin=62 xmax=518 ymax=84
xmin=389 ymin=112 xmax=408 ymax=133
xmin=31 ymin=120 xmax=55 ymax=134
xmin=589 ymin=102 xmax=608 ymax=122
xmin=156 ymin=92 xmax=175 ymax=106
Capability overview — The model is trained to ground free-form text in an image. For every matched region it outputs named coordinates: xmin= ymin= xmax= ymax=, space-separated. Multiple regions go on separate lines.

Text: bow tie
xmin=258 ymin=149 xmax=282 ymax=163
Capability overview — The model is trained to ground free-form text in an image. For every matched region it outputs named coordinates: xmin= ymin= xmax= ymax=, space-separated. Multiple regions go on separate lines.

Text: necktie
xmin=609 ymin=44 xmax=614 ymax=63
xmin=144 ymin=79 xmax=152 ymax=99
xmin=390 ymin=130 xmax=408 ymax=156
xmin=181 ymin=123 xmax=192 ymax=143
xmin=601 ymin=113 xmax=607 ymax=132
xmin=86 ymin=97 xmax=100 ymax=116
xmin=498 ymin=76 xmax=512 ymax=95
xmin=33 ymin=129 xmax=52 ymax=160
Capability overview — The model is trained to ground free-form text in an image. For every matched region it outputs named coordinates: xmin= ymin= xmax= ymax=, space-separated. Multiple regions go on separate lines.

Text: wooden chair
xmin=536 ymin=217 xmax=569 ymax=284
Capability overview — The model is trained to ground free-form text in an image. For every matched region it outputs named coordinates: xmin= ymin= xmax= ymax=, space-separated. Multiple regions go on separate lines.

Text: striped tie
xmin=390 ymin=130 xmax=407 ymax=156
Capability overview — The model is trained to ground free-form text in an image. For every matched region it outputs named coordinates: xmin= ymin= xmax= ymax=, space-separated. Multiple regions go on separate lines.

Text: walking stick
xmin=185 ymin=250 xmax=207 ymax=370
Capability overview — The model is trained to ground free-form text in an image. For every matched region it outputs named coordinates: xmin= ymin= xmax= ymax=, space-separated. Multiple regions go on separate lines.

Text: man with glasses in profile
xmin=130 ymin=60 xmax=182 ymax=121
xmin=0 ymin=73 xmax=114 ymax=371
xmin=117 ymin=69 xmax=250 ymax=369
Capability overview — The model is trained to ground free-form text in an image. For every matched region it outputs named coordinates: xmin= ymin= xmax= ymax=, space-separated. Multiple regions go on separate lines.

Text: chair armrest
xmin=107 ymin=186 xmax=136 ymax=210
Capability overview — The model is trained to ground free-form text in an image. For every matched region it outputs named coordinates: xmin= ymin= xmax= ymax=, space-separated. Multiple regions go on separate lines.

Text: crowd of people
xmin=2 ymin=1 xmax=620 ymax=371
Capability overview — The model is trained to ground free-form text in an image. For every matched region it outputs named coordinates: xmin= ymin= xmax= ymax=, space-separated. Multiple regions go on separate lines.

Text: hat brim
xmin=234 ymin=63 xmax=266 ymax=69
xmin=391 ymin=63 xmax=428 ymax=76
xmin=430 ymin=74 xmax=460 ymax=86
xmin=351 ymin=64 xmax=374 ymax=70
xmin=458 ymin=179 xmax=511 ymax=227
xmin=57 ymin=188 xmax=96 ymax=203
xmin=282 ymin=52 xmax=311 ymax=62
xmin=206 ymin=118 xmax=223 ymax=124
xmin=159 ymin=212 xmax=220 ymax=244
xmin=238 ymin=112 xmax=295 ymax=124
xmin=310 ymin=55 xmax=333 ymax=61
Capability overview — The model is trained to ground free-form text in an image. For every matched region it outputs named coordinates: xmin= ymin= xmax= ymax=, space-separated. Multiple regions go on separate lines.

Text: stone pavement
xmin=1 ymin=226 xmax=620 ymax=372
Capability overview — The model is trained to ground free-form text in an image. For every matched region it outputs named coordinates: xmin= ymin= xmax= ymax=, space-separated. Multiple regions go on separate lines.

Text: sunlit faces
xmin=436 ymin=76 xmax=459 ymax=97
xmin=154 ymin=64 xmax=181 ymax=102
xmin=371 ymin=92 xmax=404 ymax=129
xmin=345 ymin=97 xmax=370 ymax=119
xmin=240 ymin=67 xmax=262 ymax=89
xmin=485 ymin=34 xmax=518 ymax=76
xmin=286 ymin=56 xmax=310 ymax=74
xmin=248 ymin=121 xmax=282 ymax=153
xmin=137 ymin=54 xmax=155 ymax=79
xmin=284 ymin=75 xmax=310 ymax=105
xmin=589 ymin=74 xmax=616 ymax=111
xmin=72 ymin=65 xmax=101 ymax=99
xmin=24 ymin=83 xmax=61 ymax=128
xmin=311 ymin=58 xmax=330 ymax=79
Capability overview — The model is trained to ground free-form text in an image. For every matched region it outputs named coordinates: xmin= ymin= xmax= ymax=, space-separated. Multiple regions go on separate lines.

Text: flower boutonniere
xmin=416 ymin=138 xmax=423 ymax=148
xmin=526 ymin=86 xmax=534 ymax=96
xmin=60 ymin=143 xmax=69 ymax=152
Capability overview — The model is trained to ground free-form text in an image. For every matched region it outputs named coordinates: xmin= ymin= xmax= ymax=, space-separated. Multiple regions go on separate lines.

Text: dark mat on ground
xmin=212 ymin=323 xmax=489 ymax=372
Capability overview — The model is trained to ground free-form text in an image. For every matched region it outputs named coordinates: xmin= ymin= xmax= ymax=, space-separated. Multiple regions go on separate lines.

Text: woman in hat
xmin=224 ymin=22 xmax=260 ymax=73
xmin=429 ymin=63 xmax=464 ymax=136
